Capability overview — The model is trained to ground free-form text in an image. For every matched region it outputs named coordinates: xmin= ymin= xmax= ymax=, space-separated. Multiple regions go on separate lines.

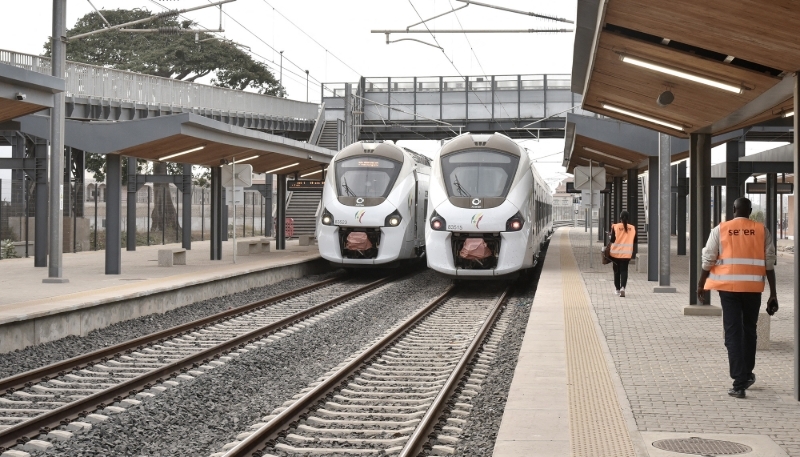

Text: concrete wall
xmin=0 ymin=258 xmax=329 ymax=353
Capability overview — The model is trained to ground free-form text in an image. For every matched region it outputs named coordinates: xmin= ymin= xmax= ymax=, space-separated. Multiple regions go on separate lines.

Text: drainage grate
xmin=652 ymin=437 xmax=752 ymax=455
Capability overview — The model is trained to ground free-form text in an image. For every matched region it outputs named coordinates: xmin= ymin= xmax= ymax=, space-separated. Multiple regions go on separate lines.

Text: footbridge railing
xmin=0 ymin=49 xmax=319 ymax=121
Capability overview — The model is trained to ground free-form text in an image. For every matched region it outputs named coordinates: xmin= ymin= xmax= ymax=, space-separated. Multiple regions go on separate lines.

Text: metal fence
xmin=0 ymin=49 xmax=319 ymax=120
xmin=0 ymin=180 xmax=271 ymax=257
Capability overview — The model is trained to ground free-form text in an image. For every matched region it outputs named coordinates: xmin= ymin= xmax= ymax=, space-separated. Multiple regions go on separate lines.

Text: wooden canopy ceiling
xmin=578 ymin=0 xmax=798 ymax=138
xmin=0 ymin=62 xmax=64 ymax=123
xmin=566 ymin=134 xmax=648 ymax=178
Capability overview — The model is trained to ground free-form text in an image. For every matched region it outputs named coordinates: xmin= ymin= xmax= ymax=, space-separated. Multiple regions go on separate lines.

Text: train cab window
xmin=335 ymin=156 xmax=402 ymax=198
xmin=441 ymin=149 xmax=520 ymax=198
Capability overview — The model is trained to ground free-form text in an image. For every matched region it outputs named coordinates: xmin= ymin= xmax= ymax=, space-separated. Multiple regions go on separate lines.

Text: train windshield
xmin=335 ymin=156 xmax=402 ymax=198
xmin=441 ymin=149 xmax=520 ymax=198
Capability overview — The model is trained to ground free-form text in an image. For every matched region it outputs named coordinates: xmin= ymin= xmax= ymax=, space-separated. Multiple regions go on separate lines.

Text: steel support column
xmin=613 ymin=176 xmax=623 ymax=223
xmin=276 ymin=174 xmax=286 ymax=250
xmin=221 ymin=188 xmax=228 ymax=241
xmin=657 ymin=133 xmax=674 ymax=290
xmin=793 ymin=72 xmax=799 ymax=401
xmin=713 ymin=186 xmax=722 ymax=227
xmin=603 ymin=191 xmax=611 ymax=245
xmin=105 ymin=154 xmax=121 ymax=275
xmin=34 ymin=140 xmax=48 ymax=267
xmin=648 ymin=156 xmax=659 ymax=281
xmin=182 ymin=164 xmax=192 ymax=250
xmin=690 ymin=133 xmax=712 ymax=305
xmin=210 ymin=166 xmax=222 ymax=260
xmin=264 ymin=174 xmax=273 ymax=237
xmin=671 ymin=164 xmax=678 ymax=235
xmin=45 ymin=0 xmax=68 ymax=282
xmin=126 ymin=157 xmax=137 ymax=251
xmin=677 ymin=161 xmax=687 ymax=256
xmin=726 ymin=139 xmax=745 ymax=220
xmin=627 ymin=168 xmax=638 ymax=248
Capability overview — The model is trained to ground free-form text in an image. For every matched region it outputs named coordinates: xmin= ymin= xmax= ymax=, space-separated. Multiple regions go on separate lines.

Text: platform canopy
xmin=18 ymin=113 xmax=335 ymax=175
xmin=563 ymin=114 xmax=753 ymax=177
xmin=572 ymin=0 xmax=798 ymax=138
xmin=0 ymin=62 xmax=64 ymax=124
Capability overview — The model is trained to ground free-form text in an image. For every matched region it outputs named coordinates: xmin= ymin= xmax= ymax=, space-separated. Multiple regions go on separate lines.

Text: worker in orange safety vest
xmin=608 ymin=210 xmax=637 ymax=297
xmin=697 ymin=197 xmax=778 ymax=399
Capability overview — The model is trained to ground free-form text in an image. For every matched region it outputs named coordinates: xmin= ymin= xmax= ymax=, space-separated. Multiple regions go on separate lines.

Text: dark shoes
xmin=729 ymin=373 xmax=756 ymax=399
xmin=728 ymin=388 xmax=746 ymax=398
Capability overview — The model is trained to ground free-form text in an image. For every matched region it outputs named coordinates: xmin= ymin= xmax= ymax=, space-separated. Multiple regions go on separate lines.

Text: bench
xmin=298 ymin=234 xmax=317 ymax=246
xmin=260 ymin=238 xmax=272 ymax=252
xmin=236 ymin=240 xmax=262 ymax=256
xmin=158 ymin=249 xmax=186 ymax=267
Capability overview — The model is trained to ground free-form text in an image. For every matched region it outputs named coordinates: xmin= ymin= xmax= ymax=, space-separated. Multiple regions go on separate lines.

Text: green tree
xmin=50 ymin=8 xmax=283 ymax=241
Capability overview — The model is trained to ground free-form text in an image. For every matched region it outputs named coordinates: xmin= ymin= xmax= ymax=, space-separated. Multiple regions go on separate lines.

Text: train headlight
xmin=430 ymin=211 xmax=446 ymax=231
xmin=321 ymin=209 xmax=334 ymax=226
xmin=506 ymin=212 xmax=524 ymax=232
xmin=384 ymin=210 xmax=403 ymax=227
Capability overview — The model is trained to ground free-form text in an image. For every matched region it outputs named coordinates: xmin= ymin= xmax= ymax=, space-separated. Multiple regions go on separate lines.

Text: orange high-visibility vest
xmin=610 ymin=223 xmax=635 ymax=259
xmin=705 ymin=218 xmax=766 ymax=293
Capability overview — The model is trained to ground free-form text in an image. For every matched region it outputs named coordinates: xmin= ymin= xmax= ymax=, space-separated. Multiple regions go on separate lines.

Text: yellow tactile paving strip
xmin=561 ymin=233 xmax=636 ymax=457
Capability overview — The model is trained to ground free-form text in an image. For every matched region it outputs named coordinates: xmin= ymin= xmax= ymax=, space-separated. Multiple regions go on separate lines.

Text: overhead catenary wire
xmin=260 ymin=0 xmax=361 ymax=78
xmin=144 ymin=0 xmax=320 ymax=94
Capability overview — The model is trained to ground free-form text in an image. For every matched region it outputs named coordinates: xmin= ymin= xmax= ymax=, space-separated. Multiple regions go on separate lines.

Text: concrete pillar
xmin=648 ymin=156 xmax=658 ymax=281
xmin=105 ymin=154 xmax=121 ymax=275
xmin=34 ymin=139 xmax=48 ymax=267
xmin=126 ymin=157 xmax=137 ymax=251
xmin=656 ymin=133 xmax=676 ymax=292
xmin=44 ymin=0 xmax=68 ymax=283
xmin=210 ymin=166 xmax=221 ymax=260
xmin=689 ymin=133 xmax=712 ymax=307
xmin=726 ymin=139 xmax=745 ymax=220
xmin=677 ymin=161 xmax=687 ymax=256
xmin=276 ymin=174 xmax=286 ymax=250
xmin=182 ymin=164 xmax=192 ymax=250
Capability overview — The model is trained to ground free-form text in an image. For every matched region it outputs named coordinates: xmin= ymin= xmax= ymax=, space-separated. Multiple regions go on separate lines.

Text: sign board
xmin=225 ymin=188 xmax=244 ymax=205
xmin=221 ymin=164 xmax=253 ymax=188
xmin=288 ymin=180 xmax=324 ymax=191
xmin=573 ymin=166 xmax=606 ymax=192
xmin=567 ymin=181 xmax=612 ymax=193
xmin=553 ymin=196 xmax=573 ymax=206
xmin=580 ymin=190 xmax=600 ymax=208
xmin=745 ymin=182 xmax=793 ymax=195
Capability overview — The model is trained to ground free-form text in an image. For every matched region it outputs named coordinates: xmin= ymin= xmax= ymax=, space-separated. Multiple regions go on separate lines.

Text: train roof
xmin=334 ymin=141 xmax=431 ymax=167
xmin=401 ymin=147 xmax=432 ymax=167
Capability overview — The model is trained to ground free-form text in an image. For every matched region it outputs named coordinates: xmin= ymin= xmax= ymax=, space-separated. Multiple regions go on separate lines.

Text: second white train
xmin=425 ymin=133 xmax=552 ymax=277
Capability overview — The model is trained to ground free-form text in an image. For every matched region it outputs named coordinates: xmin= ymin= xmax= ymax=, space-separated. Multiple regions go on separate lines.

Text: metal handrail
xmin=308 ymin=102 xmax=327 ymax=145
xmin=0 ymin=49 xmax=319 ymax=120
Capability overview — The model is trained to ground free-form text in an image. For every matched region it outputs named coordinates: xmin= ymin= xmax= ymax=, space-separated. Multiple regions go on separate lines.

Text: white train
xmin=317 ymin=141 xmax=431 ymax=267
xmin=425 ymin=133 xmax=553 ymax=277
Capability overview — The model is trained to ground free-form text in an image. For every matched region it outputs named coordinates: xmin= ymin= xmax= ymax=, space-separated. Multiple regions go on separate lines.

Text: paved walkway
xmin=495 ymin=228 xmax=798 ymax=457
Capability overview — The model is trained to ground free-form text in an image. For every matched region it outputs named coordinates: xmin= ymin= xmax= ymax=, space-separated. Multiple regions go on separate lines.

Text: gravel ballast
xmin=0 ymin=271 xmax=341 ymax=380
xmin=37 ymin=269 xmax=451 ymax=457
xmin=436 ymin=242 xmax=548 ymax=457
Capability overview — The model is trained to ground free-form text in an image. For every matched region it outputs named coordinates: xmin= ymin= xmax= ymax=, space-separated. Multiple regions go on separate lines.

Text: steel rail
xmin=400 ymin=286 xmax=511 ymax=456
xmin=221 ymin=284 xmax=458 ymax=457
xmin=0 ymin=275 xmax=394 ymax=451
xmin=0 ymin=277 xmax=341 ymax=394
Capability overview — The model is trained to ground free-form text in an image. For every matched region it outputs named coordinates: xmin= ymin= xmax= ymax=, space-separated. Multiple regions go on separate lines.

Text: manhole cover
xmin=653 ymin=437 xmax=752 ymax=455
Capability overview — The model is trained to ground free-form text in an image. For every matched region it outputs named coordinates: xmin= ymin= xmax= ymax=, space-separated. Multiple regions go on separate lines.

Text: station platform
xmin=0 ymin=238 xmax=325 ymax=353
xmin=494 ymin=228 xmax=798 ymax=457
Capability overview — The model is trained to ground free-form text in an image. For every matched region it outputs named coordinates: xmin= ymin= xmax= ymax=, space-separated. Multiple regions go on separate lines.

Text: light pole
xmin=279 ymin=50 xmax=284 ymax=96
xmin=305 ymin=70 xmax=309 ymax=102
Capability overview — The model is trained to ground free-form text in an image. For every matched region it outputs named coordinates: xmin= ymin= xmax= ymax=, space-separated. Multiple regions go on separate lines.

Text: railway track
xmin=0 ymin=274 xmax=401 ymax=453
xmin=216 ymin=283 xmax=512 ymax=457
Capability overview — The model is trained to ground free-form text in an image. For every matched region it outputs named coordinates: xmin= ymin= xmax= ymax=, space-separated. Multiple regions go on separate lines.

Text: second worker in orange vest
xmin=697 ymin=197 xmax=778 ymax=399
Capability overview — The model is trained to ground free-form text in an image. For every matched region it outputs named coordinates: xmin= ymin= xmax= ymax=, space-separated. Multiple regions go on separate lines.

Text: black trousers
xmin=612 ymin=259 xmax=630 ymax=290
xmin=719 ymin=291 xmax=762 ymax=389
